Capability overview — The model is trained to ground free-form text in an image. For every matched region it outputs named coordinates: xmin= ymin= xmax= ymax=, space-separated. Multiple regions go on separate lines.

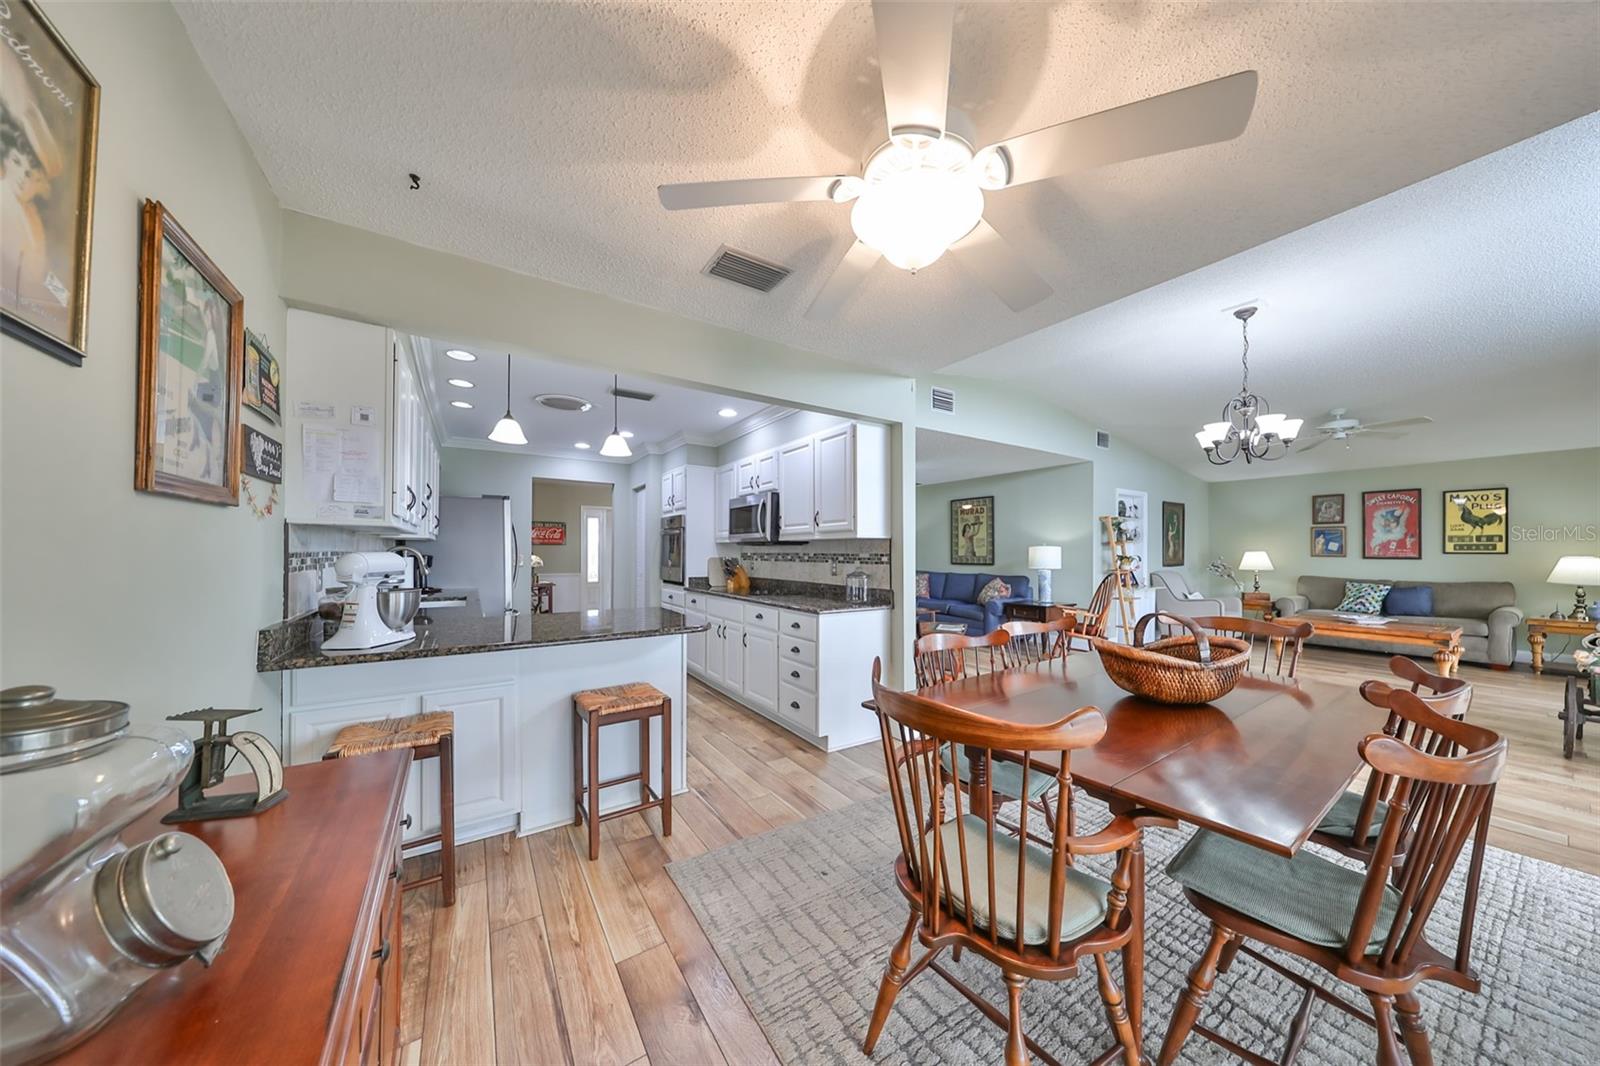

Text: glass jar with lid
xmin=845 ymin=569 xmax=871 ymax=604
xmin=1 ymin=685 xmax=234 ymax=1064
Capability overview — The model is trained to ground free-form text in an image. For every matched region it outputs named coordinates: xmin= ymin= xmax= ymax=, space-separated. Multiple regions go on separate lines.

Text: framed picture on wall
xmin=1442 ymin=487 xmax=1508 ymax=555
xmin=531 ymin=521 xmax=567 ymax=546
xmin=1362 ymin=488 xmax=1422 ymax=559
xmin=1310 ymin=525 xmax=1346 ymax=557
xmin=950 ymin=496 xmax=994 ymax=566
xmin=242 ymin=329 xmax=280 ymax=422
xmin=1161 ymin=501 xmax=1185 ymax=566
xmin=1311 ymin=493 xmax=1345 ymax=524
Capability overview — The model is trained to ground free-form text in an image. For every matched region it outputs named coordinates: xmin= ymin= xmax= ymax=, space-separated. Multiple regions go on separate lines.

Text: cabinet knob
xmin=814 ymin=511 xmax=820 ymax=526
xmin=400 ymin=814 xmax=413 ymax=830
xmin=791 ymin=646 xmax=799 ymax=654
xmin=372 ymin=940 xmax=391 ymax=962
xmin=790 ymin=670 xmax=799 ymax=678
xmin=790 ymin=622 xmax=801 ymax=630
xmin=754 ymin=612 xmax=764 ymax=620
xmin=790 ymin=701 xmax=800 ymax=710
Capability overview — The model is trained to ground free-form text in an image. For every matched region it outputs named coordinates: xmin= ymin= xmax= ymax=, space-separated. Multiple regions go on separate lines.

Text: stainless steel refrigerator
xmin=429 ymin=495 xmax=518 ymax=615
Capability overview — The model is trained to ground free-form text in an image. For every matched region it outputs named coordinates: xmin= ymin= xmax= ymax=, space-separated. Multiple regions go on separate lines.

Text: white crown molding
xmin=440 ymin=434 xmax=635 ymax=465
xmin=709 ymin=404 xmax=791 ymax=447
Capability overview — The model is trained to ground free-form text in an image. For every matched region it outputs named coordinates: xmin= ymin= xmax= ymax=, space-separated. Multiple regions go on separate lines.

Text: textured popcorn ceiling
xmin=176 ymin=1 xmax=1598 ymax=377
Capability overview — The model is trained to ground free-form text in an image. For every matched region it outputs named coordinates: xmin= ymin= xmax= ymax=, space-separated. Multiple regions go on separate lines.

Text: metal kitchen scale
xmin=162 ymin=707 xmax=288 ymax=823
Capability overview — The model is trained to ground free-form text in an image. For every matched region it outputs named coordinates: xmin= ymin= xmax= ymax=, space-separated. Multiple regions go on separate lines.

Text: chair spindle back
xmin=1189 ymin=615 xmax=1315 ymax=679
xmin=913 ymin=629 xmax=1011 ymax=687
xmin=999 ymin=618 xmax=1074 ymax=667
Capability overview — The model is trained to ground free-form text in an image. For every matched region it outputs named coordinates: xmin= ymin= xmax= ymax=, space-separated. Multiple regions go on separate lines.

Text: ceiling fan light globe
xmin=850 ymin=166 xmax=983 ymax=272
xmin=972 ymin=145 xmax=1010 ymax=190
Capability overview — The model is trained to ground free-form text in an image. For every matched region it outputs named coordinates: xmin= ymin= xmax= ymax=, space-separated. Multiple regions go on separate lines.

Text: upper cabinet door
xmin=389 ymin=335 xmax=416 ymax=528
xmin=777 ymin=437 xmax=815 ymax=537
xmin=660 ymin=472 xmax=674 ymax=515
xmin=753 ymin=450 xmax=779 ymax=492
xmin=670 ymin=467 xmax=688 ymax=511
xmin=812 ymin=423 xmax=856 ymax=534
xmin=714 ymin=465 xmax=735 ymax=541
xmin=733 ymin=456 xmax=757 ymax=496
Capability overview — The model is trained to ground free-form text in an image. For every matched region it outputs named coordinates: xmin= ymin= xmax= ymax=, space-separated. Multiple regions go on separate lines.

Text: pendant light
xmin=487 ymin=354 xmax=528 ymax=445
xmin=600 ymin=374 xmax=632 ymax=458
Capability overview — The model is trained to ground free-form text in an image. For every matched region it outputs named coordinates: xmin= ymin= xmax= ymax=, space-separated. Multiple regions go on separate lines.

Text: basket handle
xmin=1133 ymin=612 xmax=1213 ymax=664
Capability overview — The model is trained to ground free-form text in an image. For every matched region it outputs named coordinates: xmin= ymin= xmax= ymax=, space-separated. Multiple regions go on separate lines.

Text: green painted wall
xmin=531 ymin=479 xmax=614 ymax=574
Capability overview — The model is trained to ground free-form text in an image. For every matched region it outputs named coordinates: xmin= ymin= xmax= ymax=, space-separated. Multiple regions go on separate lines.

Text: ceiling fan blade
xmin=1356 ymin=416 xmax=1434 ymax=431
xmin=949 ymin=219 xmax=1053 ymax=311
xmin=1354 ymin=430 xmax=1404 ymax=440
xmin=872 ymin=0 xmax=955 ymax=138
xmin=805 ymin=241 xmax=880 ymax=319
xmin=658 ymin=176 xmax=852 ymax=211
xmin=1294 ymin=435 xmax=1332 ymax=452
xmin=981 ymin=70 xmax=1258 ymax=188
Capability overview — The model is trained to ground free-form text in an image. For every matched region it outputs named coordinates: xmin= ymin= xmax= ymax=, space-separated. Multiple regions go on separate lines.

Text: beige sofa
xmin=1273 ymin=575 xmax=1522 ymax=667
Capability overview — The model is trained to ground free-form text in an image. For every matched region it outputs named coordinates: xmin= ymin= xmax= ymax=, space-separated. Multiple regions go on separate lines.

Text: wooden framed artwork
xmin=135 ymin=200 xmax=244 ymax=505
xmin=0 ymin=0 xmax=101 ymax=366
xmin=1362 ymin=488 xmax=1422 ymax=559
xmin=1311 ymin=493 xmax=1345 ymax=524
xmin=950 ymin=496 xmax=994 ymax=566
xmin=1442 ymin=487 xmax=1508 ymax=555
xmin=242 ymin=329 xmax=280 ymax=422
xmin=1310 ymin=525 xmax=1346 ymax=558
xmin=1161 ymin=500 xmax=1185 ymax=567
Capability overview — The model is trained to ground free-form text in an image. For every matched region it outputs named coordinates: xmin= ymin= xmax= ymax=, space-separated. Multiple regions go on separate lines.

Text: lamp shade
xmin=529 ymin=555 xmax=544 ymax=568
xmin=1547 ymin=556 xmax=1600 ymax=585
xmin=1239 ymin=550 xmax=1274 ymax=572
xmin=1028 ymin=545 xmax=1062 ymax=571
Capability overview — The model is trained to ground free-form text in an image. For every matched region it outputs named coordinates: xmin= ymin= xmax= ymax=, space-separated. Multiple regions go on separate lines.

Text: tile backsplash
xmin=283 ymin=524 xmax=390 ymax=618
xmin=728 ymin=538 xmax=893 ymax=590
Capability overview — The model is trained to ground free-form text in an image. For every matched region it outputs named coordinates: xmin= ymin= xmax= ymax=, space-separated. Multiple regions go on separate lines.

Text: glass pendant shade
xmin=487 ymin=354 xmax=527 ymax=445
xmin=601 ymin=374 xmax=632 ymax=458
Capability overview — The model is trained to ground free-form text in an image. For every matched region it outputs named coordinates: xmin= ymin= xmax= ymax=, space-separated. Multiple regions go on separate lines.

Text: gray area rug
xmin=667 ymin=794 xmax=1599 ymax=1064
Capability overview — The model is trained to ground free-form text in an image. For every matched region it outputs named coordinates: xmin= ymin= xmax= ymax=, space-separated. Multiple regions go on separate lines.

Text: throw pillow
xmin=1183 ymin=591 xmax=1204 ymax=601
xmin=1337 ymin=580 xmax=1391 ymax=615
xmin=976 ymin=577 xmax=1012 ymax=606
xmin=1383 ymin=585 xmax=1434 ymax=617
xmin=916 ymin=572 xmax=931 ymax=598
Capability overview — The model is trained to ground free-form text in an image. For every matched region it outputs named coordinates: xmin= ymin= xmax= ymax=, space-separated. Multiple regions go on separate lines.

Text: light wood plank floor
xmin=398 ymin=648 xmax=1596 ymax=1064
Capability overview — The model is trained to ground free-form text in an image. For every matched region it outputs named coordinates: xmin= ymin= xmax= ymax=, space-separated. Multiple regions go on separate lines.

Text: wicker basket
xmin=1092 ymin=612 xmax=1252 ymax=705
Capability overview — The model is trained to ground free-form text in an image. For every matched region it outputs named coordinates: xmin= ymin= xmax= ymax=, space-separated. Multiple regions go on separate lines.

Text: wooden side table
xmin=1242 ymin=591 xmax=1274 ymax=620
xmin=532 ymin=581 xmax=554 ymax=613
xmin=1528 ymin=616 xmax=1600 ymax=674
xmin=1002 ymin=601 xmax=1078 ymax=624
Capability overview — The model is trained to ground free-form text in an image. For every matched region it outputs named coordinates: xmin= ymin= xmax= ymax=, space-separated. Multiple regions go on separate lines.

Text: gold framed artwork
xmin=0 ymin=0 xmax=101 ymax=366
xmin=1310 ymin=525 xmax=1346 ymax=558
xmin=135 ymin=200 xmax=244 ymax=505
xmin=950 ymin=496 xmax=994 ymax=566
xmin=1442 ymin=487 xmax=1508 ymax=555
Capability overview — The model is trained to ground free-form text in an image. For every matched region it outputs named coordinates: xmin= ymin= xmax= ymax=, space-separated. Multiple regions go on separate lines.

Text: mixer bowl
xmin=376 ymin=586 xmax=421 ymax=630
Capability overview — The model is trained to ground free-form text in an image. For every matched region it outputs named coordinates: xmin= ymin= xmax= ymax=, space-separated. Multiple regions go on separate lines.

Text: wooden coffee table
xmin=1305 ymin=617 xmax=1463 ymax=676
xmin=1528 ymin=616 xmax=1600 ymax=675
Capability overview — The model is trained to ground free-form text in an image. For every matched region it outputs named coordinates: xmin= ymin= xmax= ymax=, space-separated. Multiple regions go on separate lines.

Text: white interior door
xmin=633 ymin=486 xmax=648 ymax=610
xmin=582 ymin=505 xmax=613 ymax=610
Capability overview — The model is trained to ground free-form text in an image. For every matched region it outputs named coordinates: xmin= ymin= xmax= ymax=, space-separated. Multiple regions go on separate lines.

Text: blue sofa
xmin=917 ymin=571 xmax=1033 ymax=635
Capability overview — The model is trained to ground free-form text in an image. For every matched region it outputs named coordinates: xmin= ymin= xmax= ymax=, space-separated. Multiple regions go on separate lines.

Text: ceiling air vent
xmin=535 ymin=393 xmax=592 ymax=412
xmin=610 ymin=384 xmax=656 ymax=403
xmin=703 ymin=246 xmax=790 ymax=293
xmin=930 ymin=386 xmax=955 ymax=413
xmin=1096 ymin=430 xmax=1111 ymax=450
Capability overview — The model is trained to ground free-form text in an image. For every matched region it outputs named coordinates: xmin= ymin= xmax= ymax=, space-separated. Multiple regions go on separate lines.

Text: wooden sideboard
xmin=54 ymin=751 xmax=410 ymax=1066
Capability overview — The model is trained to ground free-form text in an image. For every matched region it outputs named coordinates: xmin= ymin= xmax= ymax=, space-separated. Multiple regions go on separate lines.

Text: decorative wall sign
xmin=1442 ymin=487 xmax=1508 ymax=555
xmin=1161 ymin=500 xmax=1185 ymax=567
xmin=242 ymin=329 xmax=280 ymax=422
xmin=531 ymin=521 xmax=567 ymax=546
xmin=1311 ymin=493 xmax=1345 ymax=524
xmin=950 ymin=496 xmax=994 ymax=566
xmin=1310 ymin=525 xmax=1347 ymax=558
xmin=243 ymin=425 xmax=282 ymax=483
xmin=135 ymin=201 xmax=243 ymax=505
xmin=1362 ymin=488 xmax=1422 ymax=559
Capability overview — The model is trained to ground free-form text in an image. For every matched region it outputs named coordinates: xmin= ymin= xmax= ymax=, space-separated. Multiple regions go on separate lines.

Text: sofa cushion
xmin=916 ymin=597 xmax=958 ymax=613
xmin=1296 ymin=576 xmax=1515 ymax=619
xmin=977 ymin=577 xmax=1013 ymax=606
xmin=1336 ymin=581 xmax=1391 ymax=614
xmin=927 ymin=572 xmax=948 ymax=599
xmin=1383 ymin=585 xmax=1433 ymax=617
xmin=942 ymin=572 xmax=979 ymax=602
xmin=916 ymin=572 xmax=931 ymax=598
xmin=945 ymin=603 xmax=985 ymax=622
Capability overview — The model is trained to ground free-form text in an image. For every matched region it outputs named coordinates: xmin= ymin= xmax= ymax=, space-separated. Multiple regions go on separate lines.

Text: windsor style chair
xmin=1000 ymin=617 xmax=1076 ymax=667
xmin=1188 ymin=616 xmax=1315 ymax=680
xmin=1068 ymin=573 xmax=1122 ymax=650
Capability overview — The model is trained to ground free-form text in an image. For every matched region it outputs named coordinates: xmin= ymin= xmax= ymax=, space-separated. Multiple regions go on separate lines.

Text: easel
xmin=1100 ymin=514 xmax=1138 ymax=641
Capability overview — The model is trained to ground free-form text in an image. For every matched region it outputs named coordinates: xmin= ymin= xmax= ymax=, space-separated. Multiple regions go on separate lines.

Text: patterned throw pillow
xmin=916 ymin=572 xmax=930 ymax=598
xmin=976 ymin=577 xmax=1012 ymax=606
xmin=1337 ymin=580 xmax=1391 ymax=615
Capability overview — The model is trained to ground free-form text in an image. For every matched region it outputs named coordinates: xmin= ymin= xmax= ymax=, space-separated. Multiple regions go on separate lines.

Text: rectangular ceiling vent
xmin=930 ymin=386 xmax=955 ymax=414
xmin=703 ymin=246 xmax=790 ymax=293
xmin=610 ymin=385 xmax=656 ymax=403
xmin=1096 ymin=430 xmax=1111 ymax=450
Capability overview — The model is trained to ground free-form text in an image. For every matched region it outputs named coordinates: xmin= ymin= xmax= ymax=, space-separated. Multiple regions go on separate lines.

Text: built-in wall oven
xmin=729 ymin=491 xmax=782 ymax=544
xmin=660 ymin=514 xmax=686 ymax=585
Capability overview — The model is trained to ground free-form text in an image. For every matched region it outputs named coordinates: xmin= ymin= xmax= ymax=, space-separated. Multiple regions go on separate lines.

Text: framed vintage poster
xmin=1362 ymin=488 xmax=1422 ymax=559
xmin=1161 ymin=500 xmax=1185 ymax=567
xmin=1311 ymin=493 xmax=1345 ymax=524
xmin=950 ymin=496 xmax=994 ymax=566
xmin=1310 ymin=525 xmax=1347 ymax=558
xmin=242 ymin=425 xmax=282 ymax=483
xmin=531 ymin=521 xmax=567 ymax=546
xmin=0 ymin=0 xmax=101 ymax=366
xmin=242 ymin=329 xmax=280 ymax=422
xmin=135 ymin=201 xmax=244 ymax=505
xmin=1442 ymin=487 xmax=1508 ymax=555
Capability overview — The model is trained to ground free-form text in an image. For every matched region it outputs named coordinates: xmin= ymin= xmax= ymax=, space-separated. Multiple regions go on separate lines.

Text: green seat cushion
xmin=1316 ymin=790 xmax=1390 ymax=838
xmin=940 ymin=745 xmax=1058 ymax=801
xmin=1166 ymin=830 xmax=1400 ymax=950
xmin=926 ymin=814 xmax=1110 ymax=945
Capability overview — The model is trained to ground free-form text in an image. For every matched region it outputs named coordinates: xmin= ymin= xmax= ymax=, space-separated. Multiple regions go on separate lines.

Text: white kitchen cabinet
xmin=686 ymin=608 xmax=707 ymax=673
xmin=777 ymin=437 xmax=815 ymax=538
xmin=723 ymin=621 xmax=745 ymax=692
xmin=660 ymin=465 xmax=690 ymax=515
xmin=733 ymin=450 xmax=777 ymax=496
xmin=812 ymin=422 xmax=856 ymax=534
xmin=703 ymin=617 xmax=727 ymax=686
xmin=660 ymin=471 xmax=674 ymax=515
xmin=714 ymin=464 xmax=735 ymax=542
xmin=741 ymin=625 xmax=777 ymax=714
xmin=718 ymin=419 xmax=889 ymax=542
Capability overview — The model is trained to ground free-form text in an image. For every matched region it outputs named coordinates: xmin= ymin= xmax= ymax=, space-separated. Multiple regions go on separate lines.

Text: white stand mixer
xmin=322 ymin=552 xmax=418 ymax=653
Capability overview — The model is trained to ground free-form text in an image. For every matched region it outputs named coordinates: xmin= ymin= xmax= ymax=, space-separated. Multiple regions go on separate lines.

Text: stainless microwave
xmin=729 ymin=491 xmax=782 ymax=543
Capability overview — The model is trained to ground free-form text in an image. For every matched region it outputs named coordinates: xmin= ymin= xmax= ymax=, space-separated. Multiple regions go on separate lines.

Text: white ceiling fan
xmin=1297 ymin=409 xmax=1435 ymax=452
xmin=657 ymin=1 xmax=1259 ymax=318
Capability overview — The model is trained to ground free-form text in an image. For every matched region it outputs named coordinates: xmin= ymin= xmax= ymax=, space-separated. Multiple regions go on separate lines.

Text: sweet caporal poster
xmin=1363 ymin=489 xmax=1422 ymax=559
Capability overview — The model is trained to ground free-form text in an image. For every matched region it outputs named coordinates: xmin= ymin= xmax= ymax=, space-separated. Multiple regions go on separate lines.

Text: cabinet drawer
xmin=743 ymin=603 xmax=778 ymax=630
xmin=708 ymin=596 xmax=742 ymax=622
xmin=780 ymin=661 xmax=817 ymax=692
xmin=778 ymin=610 xmax=818 ymax=641
xmin=780 ymin=635 xmax=817 ymax=667
xmin=661 ymin=586 xmax=685 ymax=608
xmin=777 ymin=682 xmax=818 ymax=733
xmin=685 ymin=592 xmax=706 ymax=611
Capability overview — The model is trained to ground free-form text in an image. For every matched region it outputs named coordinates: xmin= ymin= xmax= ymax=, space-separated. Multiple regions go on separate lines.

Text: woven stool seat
xmin=326 ymin=711 xmax=455 ymax=758
xmin=573 ymin=682 xmax=668 ymax=719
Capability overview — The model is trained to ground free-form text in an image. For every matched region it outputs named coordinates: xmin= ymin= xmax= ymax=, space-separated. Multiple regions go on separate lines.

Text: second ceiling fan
xmin=658 ymin=1 xmax=1259 ymax=318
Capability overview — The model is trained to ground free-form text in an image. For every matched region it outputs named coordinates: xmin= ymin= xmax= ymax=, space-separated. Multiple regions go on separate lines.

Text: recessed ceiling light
xmin=718 ymin=407 xmax=738 ymax=418
xmin=575 ymin=441 xmax=591 ymax=450
xmin=445 ymin=349 xmax=476 ymax=362
xmin=450 ymin=400 xmax=473 ymax=409
xmin=447 ymin=378 xmax=474 ymax=388
xmin=620 ymin=430 xmax=634 ymax=439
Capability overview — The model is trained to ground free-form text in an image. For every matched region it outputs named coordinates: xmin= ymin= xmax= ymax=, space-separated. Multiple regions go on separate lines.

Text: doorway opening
xmin=531 ymin=477 xmax=614 ymax=612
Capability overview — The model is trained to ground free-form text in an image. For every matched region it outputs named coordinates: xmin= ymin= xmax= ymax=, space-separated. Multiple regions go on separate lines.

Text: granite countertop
xmin=258 ymin=606 xmax=705 ymax=671
xmin=683 ymin=578 xmax=892 ymax=614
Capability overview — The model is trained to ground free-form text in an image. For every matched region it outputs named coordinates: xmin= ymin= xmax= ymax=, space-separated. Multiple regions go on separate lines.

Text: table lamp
xmin=1238 ymin=550 xmax=1274 ymax=592
xmin=1547 ymin=555 xmax=1600 ymax=619
xmin=1028 ymin=545 xmax=1062 ymax=604
xmin=530 ymin=554 xmax=544 ymax=586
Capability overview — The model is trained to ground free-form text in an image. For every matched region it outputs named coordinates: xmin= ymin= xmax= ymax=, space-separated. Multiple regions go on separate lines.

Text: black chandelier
xmin=1195 ymin=307 xmax=1302 ymax=465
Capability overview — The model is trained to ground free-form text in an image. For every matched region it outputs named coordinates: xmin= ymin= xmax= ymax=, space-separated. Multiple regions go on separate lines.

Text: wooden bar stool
xmin=571 ymin=682 xmax=671 ymax=861
xmin=324 ymin=710 xmax=456 ymax=906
